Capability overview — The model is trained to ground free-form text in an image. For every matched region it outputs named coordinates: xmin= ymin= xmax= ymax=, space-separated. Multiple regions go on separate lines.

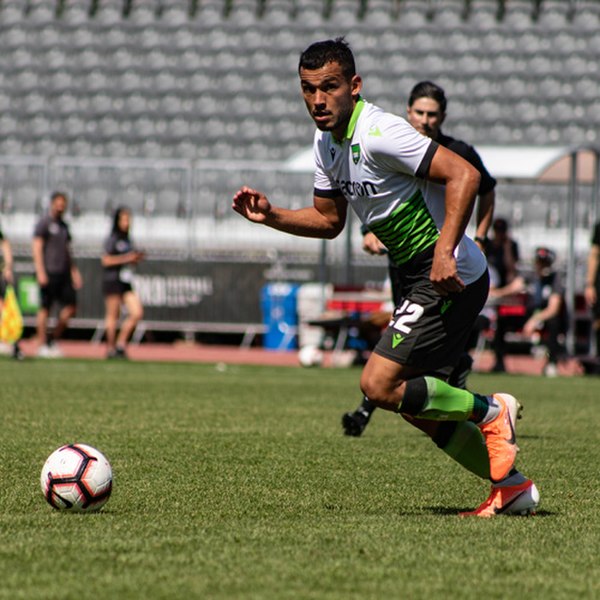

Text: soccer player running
xmin=343 ymin=80 xmax=497 ymax=436
xmin=232 ymin=38 xmax=538 ymax=516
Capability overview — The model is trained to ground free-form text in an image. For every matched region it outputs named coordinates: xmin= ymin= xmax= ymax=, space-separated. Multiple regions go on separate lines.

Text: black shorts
xmin=374 ymin=269 xmax=489 ymax=378
xmin=40 ymin=274 xmax=77 ymax=310
xmin=103 ymin=281 xmax=133 ymax=297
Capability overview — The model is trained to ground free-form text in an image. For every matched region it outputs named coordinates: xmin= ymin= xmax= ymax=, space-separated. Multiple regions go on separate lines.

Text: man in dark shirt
xmin=32 ymin=192 xmax=82 ymax=357
xmin=344 ymin=80 xmax=497 ymax=436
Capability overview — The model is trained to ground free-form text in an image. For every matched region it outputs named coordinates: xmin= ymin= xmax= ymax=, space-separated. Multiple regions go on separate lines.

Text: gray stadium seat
xmin=196 ymin=0 xmax=224 ymax=24
xmin=59 ymin=0 xmax=90 ymax=24
xmin=538 ymin=0 xmax=573 ymax=27
xmin=227 ymin=0 xmax=259 ymax=24
xmin=432 ymin=0 xmax=466 ymax=26
xmin=397 ymin=0 xmax=431 ymax=25
xmin=160 ymin=0 xmax=191 ymax=24
xmin=467 ymin=0 xmax=499 ymax=26
xmin=360 ymin=0 xmax=392 ymax=25
xmin=501 ymin=0 xmax=534 ymax=26
xmin=129 ymin=0 xmax=159 ymax=24
xmin=330 ymin=0 xmax=361 ymax=26
xmin=95 ymin=0 xmax=123 ymax=24
xmin=261 ymin=0 xmax=291 ymax=24
xmin=0 ymin=0 xmax=24 ymax=25
xmin=293 ymin=0 xmax=325 ymax=25
xmin=572 ymin=1 xmax=600 ymax=28
xmin=24 ymin=0 xmax=56 ymax=22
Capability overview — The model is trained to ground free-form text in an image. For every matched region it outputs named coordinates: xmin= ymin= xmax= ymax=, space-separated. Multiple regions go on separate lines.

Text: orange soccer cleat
xmin=460 ymin=479 xmax=539 ymax=517
xmin=479 ymin=393 xmax=520 ymax=482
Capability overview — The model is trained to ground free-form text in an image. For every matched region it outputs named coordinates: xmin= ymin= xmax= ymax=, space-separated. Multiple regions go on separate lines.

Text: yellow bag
xmin=0 ymin=285 xmax=24 ymax=343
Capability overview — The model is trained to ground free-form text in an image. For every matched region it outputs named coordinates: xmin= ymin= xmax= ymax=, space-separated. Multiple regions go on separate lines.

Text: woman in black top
xmin=101 ymin=206 xmax=145 ymax=359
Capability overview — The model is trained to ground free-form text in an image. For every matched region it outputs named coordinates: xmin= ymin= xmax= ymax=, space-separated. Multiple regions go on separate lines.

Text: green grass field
xmin=1 ymin=357 xmax=599 ymax=599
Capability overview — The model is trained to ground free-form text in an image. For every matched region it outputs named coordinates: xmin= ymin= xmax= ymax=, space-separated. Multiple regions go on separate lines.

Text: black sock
xmin=360 ymin=396 xmax=376 ymax=415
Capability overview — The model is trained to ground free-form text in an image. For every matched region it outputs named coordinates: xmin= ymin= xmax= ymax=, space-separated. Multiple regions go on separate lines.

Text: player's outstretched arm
xmin=232 ymin=187 xmax=347 ymax=239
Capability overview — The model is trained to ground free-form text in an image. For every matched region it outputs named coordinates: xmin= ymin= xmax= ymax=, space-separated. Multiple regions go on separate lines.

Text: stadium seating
xmin=0 ymin=0 xmax=597 ymax=263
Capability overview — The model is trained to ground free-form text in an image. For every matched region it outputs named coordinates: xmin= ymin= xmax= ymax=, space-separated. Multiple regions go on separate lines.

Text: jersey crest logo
xmin=351 ymin=144 xmax=361 ymax=164
xmin=330 ymin=147 xmax=336 ymax=161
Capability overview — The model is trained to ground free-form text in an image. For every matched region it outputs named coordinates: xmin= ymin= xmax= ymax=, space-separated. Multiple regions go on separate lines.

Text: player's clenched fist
xmin=232 ymin=186 xmax=272 ymax=223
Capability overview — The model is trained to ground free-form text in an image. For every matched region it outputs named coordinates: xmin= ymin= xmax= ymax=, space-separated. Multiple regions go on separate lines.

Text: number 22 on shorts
xmin=390 ymin=299 xmax=424 ymax=335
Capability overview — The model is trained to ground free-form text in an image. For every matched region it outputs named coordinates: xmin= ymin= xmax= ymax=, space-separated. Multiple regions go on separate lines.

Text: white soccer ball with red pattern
xmin=40 ymin=444 xmax=113 ymax=512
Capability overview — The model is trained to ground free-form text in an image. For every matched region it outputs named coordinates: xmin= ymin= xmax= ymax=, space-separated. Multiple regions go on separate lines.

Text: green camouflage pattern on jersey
xmin=369 ymin=189 xmax=439 ymax=265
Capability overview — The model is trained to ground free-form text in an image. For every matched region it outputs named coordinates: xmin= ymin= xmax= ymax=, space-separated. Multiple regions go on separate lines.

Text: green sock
xmin=440 ymin=421 xmax=490 ymax=480
xmin=416 ymin=376 xmax=475 ymax=421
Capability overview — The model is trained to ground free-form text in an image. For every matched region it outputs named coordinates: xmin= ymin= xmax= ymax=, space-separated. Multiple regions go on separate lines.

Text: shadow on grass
xmin=423 ymin=506 xmax=555 ymax=517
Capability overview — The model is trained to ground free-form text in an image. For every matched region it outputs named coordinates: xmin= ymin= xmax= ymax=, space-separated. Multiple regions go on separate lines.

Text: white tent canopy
xmin=284 ymin=144 xmax=598 ymax=183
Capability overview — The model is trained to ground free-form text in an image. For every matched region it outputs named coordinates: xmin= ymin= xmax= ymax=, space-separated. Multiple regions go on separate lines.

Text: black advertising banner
xmin=13 ymin=256 xmax=387 ymax=328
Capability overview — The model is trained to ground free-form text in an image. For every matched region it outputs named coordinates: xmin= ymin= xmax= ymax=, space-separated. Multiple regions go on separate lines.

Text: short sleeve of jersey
xmin=33 ymin=216 xmax=48 ymax=239
xmin=364 ymin=113 xmax=435 ymax=178
xmin=313 ymin=132 xmax=341 ymax=197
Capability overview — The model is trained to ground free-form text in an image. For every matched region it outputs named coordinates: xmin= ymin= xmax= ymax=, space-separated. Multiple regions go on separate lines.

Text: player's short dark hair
xmin=299 ymin=37 xmax=356 ymax=79
xmin=50 ymin=191 xmax=68 ymax=203
xmin=408 ymin=81 xmax=447 ymax=114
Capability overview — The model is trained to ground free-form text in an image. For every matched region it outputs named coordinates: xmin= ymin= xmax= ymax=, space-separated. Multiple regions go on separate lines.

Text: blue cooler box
xmin=261 ymin=283 xmax=299 ymax=351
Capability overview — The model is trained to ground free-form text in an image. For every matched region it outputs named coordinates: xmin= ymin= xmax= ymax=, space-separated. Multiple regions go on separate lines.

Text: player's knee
xmin=360 ymin=372 xmax=394 ymax=409
xmin=131 ymin=306 xmax=143 ymax=322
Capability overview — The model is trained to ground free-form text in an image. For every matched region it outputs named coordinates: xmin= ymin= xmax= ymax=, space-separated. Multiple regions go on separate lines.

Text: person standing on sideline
xmin=101 ymin=206 xmax=145 ymax=359
xmin=32 ymin=192 xmax=82 ymax=358
xmin=232 ymin=38 xmax=538 ymax=517
xmin=0 ymin=226 xmax=24 ymax=359
xmin=344 ymin=80 xmax=497 ymax=436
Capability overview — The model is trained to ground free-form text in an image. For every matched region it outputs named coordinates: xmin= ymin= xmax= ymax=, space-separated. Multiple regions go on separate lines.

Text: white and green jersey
xmin=313 ymin=98 xmax=486 ymax=285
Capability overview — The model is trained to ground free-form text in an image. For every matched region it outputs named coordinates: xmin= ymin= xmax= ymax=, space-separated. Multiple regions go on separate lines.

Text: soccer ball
xmin=298 ymin=344 xmax=324 ymax=367
xmin=40 ymin=443 xmax=113 ymax=512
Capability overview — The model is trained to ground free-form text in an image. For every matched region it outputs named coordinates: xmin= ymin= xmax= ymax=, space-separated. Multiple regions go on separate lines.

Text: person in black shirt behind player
xmin=343 ymin=80 xmax=497 ymax=437
xmin=101 ymin=206 xmax=145 ymax=359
